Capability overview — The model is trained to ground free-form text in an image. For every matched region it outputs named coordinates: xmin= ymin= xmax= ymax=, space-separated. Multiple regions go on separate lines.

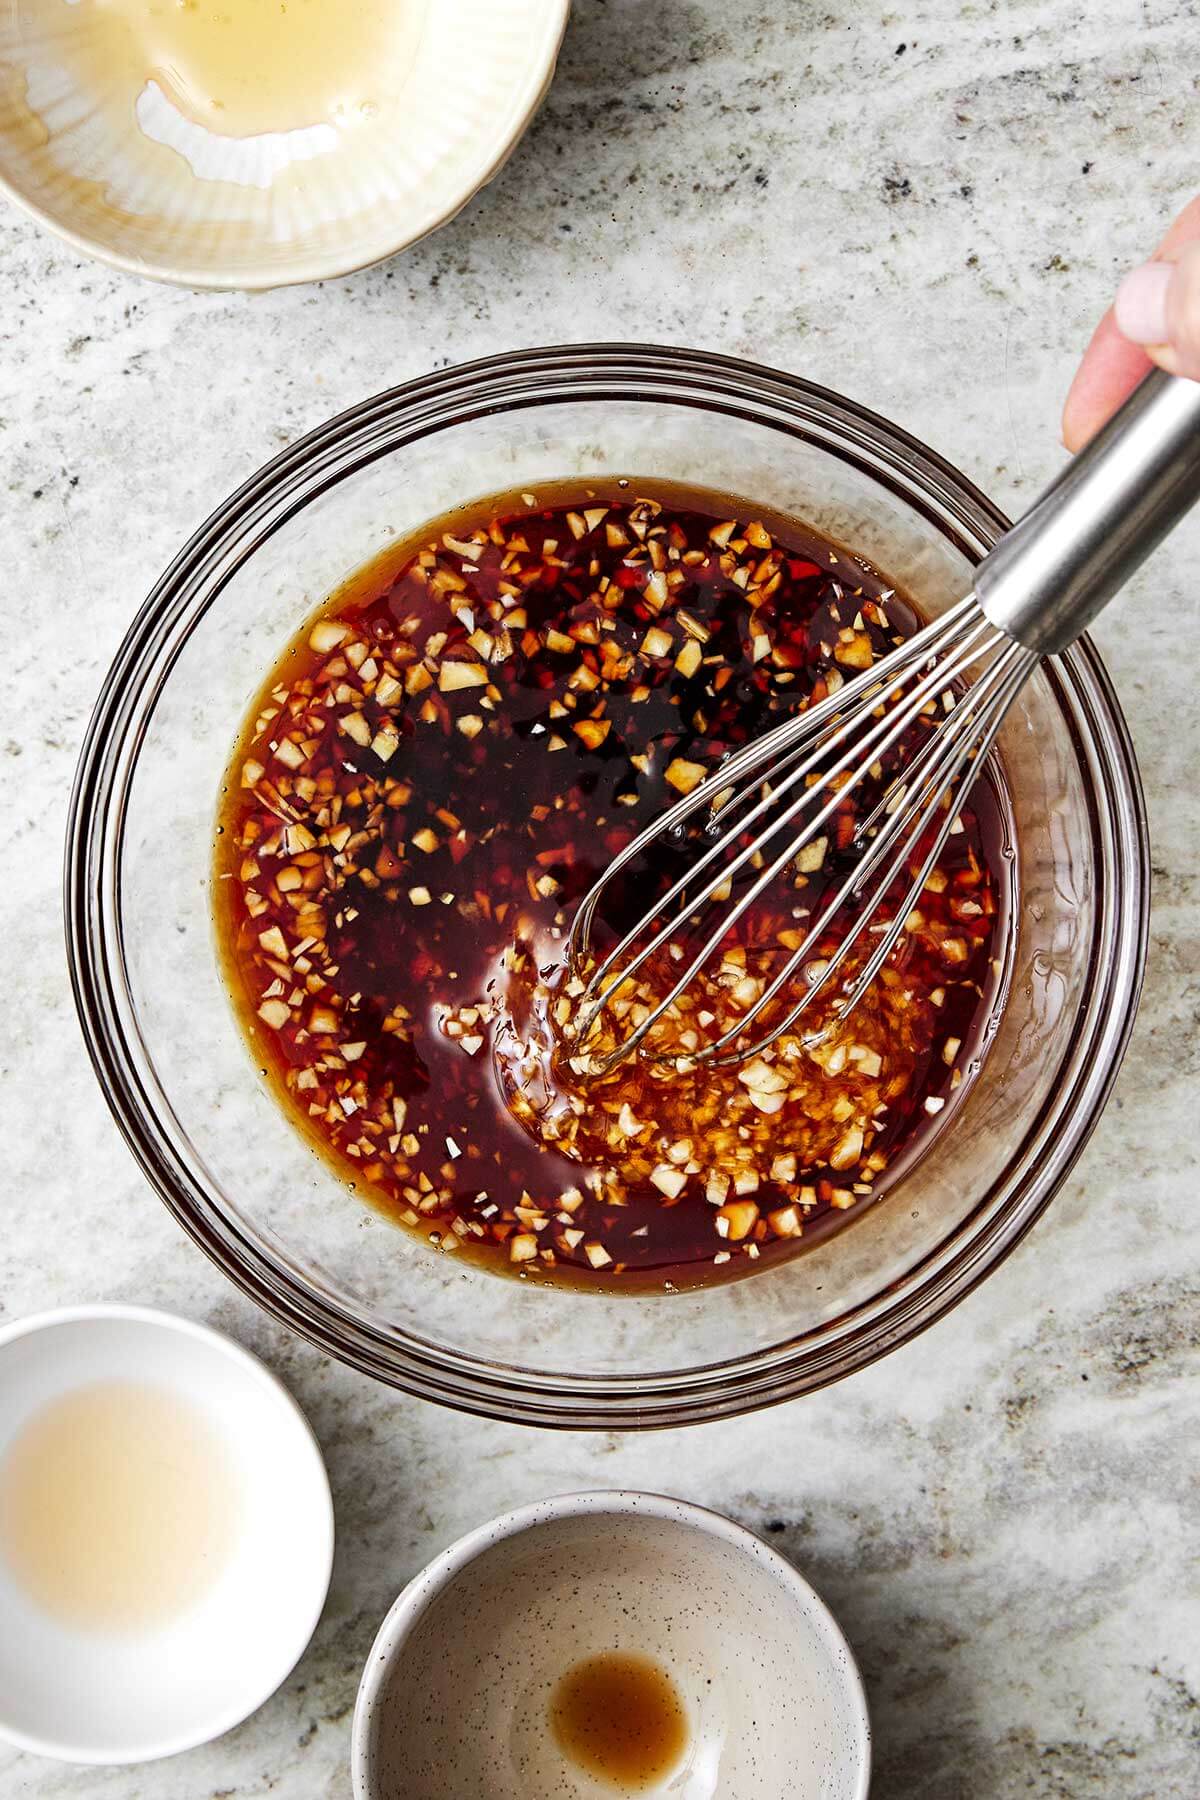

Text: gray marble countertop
xmin=2 ymin=2 xmax=1198 ymax=1795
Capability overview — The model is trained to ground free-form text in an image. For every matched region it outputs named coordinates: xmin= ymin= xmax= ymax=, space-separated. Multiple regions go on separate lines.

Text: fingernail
xmin=1114 ymin=261 xmax=1173 ymax=345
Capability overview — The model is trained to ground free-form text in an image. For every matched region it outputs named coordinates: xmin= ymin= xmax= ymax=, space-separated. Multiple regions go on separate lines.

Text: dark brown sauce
xmin=550 ymin=1652 xmax=688 ymax=1790
xmin=214 ymin=479 xmax=1015 ymax=1290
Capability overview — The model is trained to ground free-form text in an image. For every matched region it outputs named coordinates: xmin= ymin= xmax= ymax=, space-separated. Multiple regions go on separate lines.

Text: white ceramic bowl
xmin=0 ymin=0 xmax=569 ymax=288
xmin=352 ymin=1491 xmax=871 ymax=1799
xmin=0 ymin=1305 xmax=334 ymax=1764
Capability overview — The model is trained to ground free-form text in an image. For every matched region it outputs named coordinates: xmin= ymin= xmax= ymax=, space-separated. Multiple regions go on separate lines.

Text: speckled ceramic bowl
xmin=351 ymin=1491 xmax=871 ymax=1799
xmin=0 ymin=0 xmax=568 ymax=288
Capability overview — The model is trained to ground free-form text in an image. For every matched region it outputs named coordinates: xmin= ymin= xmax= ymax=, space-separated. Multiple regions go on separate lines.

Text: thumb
xmin=1114 ymin=241 xmax=1200 ymax=380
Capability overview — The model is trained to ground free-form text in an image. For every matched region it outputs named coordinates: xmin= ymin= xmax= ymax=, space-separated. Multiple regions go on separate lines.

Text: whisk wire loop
xmin=568 ymin=595 xmax=980 ymax=978
xmin=568 ymin=595 xmax=1034 ymax=1072
xmin=702 ymin=638 xmax=1036 ymax=1064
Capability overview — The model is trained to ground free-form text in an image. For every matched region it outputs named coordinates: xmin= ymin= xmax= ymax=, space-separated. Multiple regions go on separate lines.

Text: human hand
xmin=1062 ymin=194 xmax=1200 ymax=452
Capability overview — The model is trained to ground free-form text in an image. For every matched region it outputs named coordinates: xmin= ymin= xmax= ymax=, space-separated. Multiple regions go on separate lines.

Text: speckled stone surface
xmin=1 ymin=2 xmax=1197 ymax=1796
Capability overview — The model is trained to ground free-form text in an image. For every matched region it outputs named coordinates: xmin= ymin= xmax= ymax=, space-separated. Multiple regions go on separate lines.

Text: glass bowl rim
xmin=64 ymin=342 xmax=1150 ymax=1428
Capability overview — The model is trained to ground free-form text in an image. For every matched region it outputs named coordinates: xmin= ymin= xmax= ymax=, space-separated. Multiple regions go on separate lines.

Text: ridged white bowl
xmin=0 ymin=0 xmax=569 ymax=288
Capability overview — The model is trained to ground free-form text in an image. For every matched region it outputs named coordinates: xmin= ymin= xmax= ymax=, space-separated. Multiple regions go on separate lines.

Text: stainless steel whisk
xmin=569 ymin=369 xmax=1200 ymax=1070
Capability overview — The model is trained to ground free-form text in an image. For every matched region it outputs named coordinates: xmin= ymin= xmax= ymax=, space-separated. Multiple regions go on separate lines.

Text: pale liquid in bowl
xmin=34 ymin=0 xmax=428 ymax=137
xmin=0 ymin=1380 xmax=241 ymax=1633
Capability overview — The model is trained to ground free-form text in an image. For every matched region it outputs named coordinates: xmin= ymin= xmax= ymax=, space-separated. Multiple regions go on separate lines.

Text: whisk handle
xmin=976 ymin=367 xmax=1200 ymax=655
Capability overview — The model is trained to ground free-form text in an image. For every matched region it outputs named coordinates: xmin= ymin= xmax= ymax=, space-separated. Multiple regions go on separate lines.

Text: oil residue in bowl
xmin=0 ymin=1381 xmax=241 ymax=1634
xmin=550 ymin=1651 xmax=689 ymax=1790
xmin=43 ymin=0 xmax=428 ymax=137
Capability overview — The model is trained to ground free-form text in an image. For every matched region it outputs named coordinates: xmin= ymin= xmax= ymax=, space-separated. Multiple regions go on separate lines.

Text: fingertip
xmin=1061 ymin=309 xmax=1154 ymax=451
xmin=1060 ymin=379 xmax=1086 ymax=453
xmin=1113 ymin=262 xmax=1172 ymax=346
xmin=1060 ymin=357 xmax=1091 ymax=452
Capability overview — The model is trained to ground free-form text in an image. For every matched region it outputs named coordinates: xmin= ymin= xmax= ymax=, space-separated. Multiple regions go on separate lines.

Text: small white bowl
xmin=0 ymin=0 xmax=569 ymax=289
xmin=0 ymin=1305 xmax=333 ymax=1764
xmin=352 ymin=1491 xmax=871 ymax=1799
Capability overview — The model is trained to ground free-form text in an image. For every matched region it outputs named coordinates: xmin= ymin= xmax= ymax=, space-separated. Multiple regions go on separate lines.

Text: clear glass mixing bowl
xmin=66 ymin=346 xmax=1149 ymax=1428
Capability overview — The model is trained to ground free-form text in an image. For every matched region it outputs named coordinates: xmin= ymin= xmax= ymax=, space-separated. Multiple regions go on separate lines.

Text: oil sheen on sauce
xmin=215 ymin=480 xmax=1016 ymax=1290
xmin=550 ymin=1653 xmax=689 ymax=1790
xmin=41 ymin=0 xmax=427 ymax=137
xmin=0 ymin=1381 xmax=241 ymax=1633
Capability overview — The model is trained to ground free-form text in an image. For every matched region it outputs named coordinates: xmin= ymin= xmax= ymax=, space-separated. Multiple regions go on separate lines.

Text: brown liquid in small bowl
xmin=550 ymin=1652 xmax=688 ymax=1789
